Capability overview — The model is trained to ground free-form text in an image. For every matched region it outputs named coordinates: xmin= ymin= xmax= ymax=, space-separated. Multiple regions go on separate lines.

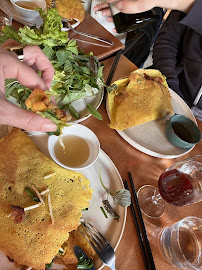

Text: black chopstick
xmin=128 ymin=172 xmax=156 ymax=270
xmin=106 ymin=49 xmax=123 ymax=86
xmin=124 ymin=180 xmax=151 ymax=270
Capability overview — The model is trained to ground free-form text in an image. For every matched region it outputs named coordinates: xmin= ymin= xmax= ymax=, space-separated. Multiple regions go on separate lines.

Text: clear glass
xmin=0 ymin=7 xmax=12 ymax=33
xmin=137 ymin=155 xmax=202 ymax=218
xmin=160 ymin=216 xmax=202 ymax=269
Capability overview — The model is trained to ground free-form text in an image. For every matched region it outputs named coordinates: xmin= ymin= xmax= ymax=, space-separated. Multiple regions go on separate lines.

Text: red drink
xmin=158 ymin=169 xmax=195 ymax=206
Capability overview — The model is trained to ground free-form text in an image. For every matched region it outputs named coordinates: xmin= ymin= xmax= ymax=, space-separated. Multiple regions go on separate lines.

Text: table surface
xmin=6 ymin=15 xmax=202 ymax=270
xmin=82 ymin=54 xmax=202 ymax=270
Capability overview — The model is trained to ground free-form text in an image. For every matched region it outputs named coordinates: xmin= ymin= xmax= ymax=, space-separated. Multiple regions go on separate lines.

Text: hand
xmin=0 ymin=46 xmax=57 ymax=132
xmin=94 ymin=0 xmax=196 ymax=15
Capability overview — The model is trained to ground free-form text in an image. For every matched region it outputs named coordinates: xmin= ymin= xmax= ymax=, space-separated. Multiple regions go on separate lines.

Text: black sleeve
xmin=152 ymin=11 xmax=186 ymax=99
xmin=180 ymin=0 xmax=202 ymax=36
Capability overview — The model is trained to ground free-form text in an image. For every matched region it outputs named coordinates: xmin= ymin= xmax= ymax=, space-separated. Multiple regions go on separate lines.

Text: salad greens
xmin=2 ymin=8 xmax=104 ymax=120
xmin=77 ymin=254 xmax=94 ymax=269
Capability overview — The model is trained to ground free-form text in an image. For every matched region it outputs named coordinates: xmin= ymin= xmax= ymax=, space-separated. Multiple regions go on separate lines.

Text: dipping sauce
xmin=54 ymin=135 xmax=90 ymax=168
xmin=15 ymin=1 xmax=40 ymax=10
xmin=172 ymin=122 xmax=193 ymax=142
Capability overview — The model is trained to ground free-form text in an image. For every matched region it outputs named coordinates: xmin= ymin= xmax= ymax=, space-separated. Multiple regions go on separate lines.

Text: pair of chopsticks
xmin=124 ymin=172 xmax=156 ymax=270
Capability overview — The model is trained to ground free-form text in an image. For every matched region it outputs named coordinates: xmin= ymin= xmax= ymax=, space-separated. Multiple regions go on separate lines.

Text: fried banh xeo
xmin=0 ymin=128 xmax=92 ymax=270
xmin=46 ymin=0 xmax=85 ymax=22
xmin=108 ymin=69 xmax=174 ymax=130
xmin=55 ymin=224 xmax=96 ymax=268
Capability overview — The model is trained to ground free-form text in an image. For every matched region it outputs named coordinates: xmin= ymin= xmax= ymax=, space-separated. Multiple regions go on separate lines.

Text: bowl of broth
xmin=10 ymin=0 xmax=46 ymax=18
xmin=165 ymin=114 xmax=201 ymax=149
xmin=48 ymin=124 xmax=100 ymax=170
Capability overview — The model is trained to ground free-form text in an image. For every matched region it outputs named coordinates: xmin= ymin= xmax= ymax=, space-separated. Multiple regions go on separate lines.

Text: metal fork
xmin=80 ymin=223 xmax=116 ymax=270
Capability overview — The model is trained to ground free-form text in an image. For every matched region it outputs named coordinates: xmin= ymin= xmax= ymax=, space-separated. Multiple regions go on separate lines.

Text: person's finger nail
xmin=94 ymin=6 xmax=98 ymax=12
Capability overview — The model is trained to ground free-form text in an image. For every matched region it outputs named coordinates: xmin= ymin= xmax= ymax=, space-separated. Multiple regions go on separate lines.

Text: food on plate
xmin=108 ymin=69 xmax=174 ymax=130
xmin=55 ymin=224 xmax=96 ymax=268
xmin=25 ymin=88 xmax=71 ymax=135
xmin=0 ymin=128 xmax=92 ymax=270
xmin=2 ymin=8 xmax=104 ymax=122
xmin=45 ymin=0 xmax=85 ymax=22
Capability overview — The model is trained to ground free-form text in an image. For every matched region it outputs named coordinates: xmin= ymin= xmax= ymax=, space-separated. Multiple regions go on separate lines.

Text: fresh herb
xmin=25 ymin=187 xmax=40 ymax=202
xmin=102 ymin=200 xmax=120 ymax=221
xmin=100 ymin=206 xmax=108 ymax=218
xmin=77 ymin=254 xmax=94 ymax=269
xmin=45 ymin=261 xmax=53 ymax=270
xmin=86 ymin=104 xmax=103 ymax=120
xmin=99 ymin=168 xmax=131 ymax=207
xmin=3 ymin=8 xmax=105 ymax=123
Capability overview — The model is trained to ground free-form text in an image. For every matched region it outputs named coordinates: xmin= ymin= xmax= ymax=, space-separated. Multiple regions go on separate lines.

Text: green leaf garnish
xmin=87 ymin=104 xmax=103 ymax=120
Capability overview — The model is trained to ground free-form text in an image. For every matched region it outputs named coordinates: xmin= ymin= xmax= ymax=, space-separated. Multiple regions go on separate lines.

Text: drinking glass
xmin=160 ymin=216 xmax=202 ymax=269
xmin=0 ymin=7 xmax=12 ymax=34
xmin=137 ymin=155 xmax=202 ymax=218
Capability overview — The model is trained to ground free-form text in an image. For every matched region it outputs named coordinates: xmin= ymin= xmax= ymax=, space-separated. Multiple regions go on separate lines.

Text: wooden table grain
xmin=82 ymin=54 xmax=202 ymax=270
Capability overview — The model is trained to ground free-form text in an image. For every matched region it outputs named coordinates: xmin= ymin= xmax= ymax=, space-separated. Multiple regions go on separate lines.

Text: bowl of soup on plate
xmin=10 ymin=0 xmax=46 ymax=18
xmin=48 ymin=124 xmax=100 ymax=170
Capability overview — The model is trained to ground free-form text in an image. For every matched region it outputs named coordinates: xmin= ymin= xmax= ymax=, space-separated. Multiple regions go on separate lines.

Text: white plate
xmin=107 ymin=88 xmax=197 ymax=159
xmin=67 ymin=89 xmax=104 ymax=123
xmin=0 ymin=0 xmax=80 ymax=28
xmin=0 ymin=130 xmax=126 ymax=270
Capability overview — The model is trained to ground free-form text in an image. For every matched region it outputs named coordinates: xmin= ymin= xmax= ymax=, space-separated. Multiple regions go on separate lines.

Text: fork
xmin=80 ymin=223 xmax=116 ymax=270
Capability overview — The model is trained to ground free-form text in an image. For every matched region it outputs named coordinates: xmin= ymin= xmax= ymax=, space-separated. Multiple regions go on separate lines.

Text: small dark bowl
xmin=165 ymin=114 xmax=201 ymax=149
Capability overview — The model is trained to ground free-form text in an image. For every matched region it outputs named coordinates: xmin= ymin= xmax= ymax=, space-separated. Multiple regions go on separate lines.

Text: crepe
xmin=0 ymin=128 xmax=92 ymax=270
xmin=46 ymin=0 xmax=85 ymax=22
xmin=108 ymin=69 xmax=174 ymax=130
xmin=55 ymin=224 xmax=96 ymax=269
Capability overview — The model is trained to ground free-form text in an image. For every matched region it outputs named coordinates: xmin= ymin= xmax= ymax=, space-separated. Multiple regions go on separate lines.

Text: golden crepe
xmin=46 ymin=0 xmax=85 ymax=22
xmin=0 ymin=128 xmax=92 ymax=270
xmin=108 ymin=69 xmax=174 ymax=130
xmin=55 ymin=224 xmax=96 ymax=269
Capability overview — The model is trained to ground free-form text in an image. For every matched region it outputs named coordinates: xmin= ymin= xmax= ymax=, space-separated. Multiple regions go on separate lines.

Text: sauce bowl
xmin=10 ymin=0 xmax=46 ymax=18
xmin=165 ymin=114 xmax=201 ymax=149
xmin=48 ymin=124 xmax=100 ymax=170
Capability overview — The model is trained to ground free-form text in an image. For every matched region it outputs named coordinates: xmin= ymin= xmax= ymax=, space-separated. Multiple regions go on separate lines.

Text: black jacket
xmin=153 ymin=0 xmax=202 ymax=109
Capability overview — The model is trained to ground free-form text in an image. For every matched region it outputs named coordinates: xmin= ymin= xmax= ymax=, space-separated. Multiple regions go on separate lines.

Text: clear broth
xmin=54 ymin=135 xmax=90 ymax=167
xmin=15 ymin=1 xmax=40 ymax=10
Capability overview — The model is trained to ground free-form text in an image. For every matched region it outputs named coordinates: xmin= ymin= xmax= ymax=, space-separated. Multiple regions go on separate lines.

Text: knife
xmin=74 ymin=245 xmax=96 ymax=270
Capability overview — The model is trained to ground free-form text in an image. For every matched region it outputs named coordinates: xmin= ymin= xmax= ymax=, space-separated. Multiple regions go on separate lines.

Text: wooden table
xmin=82 ymin=54 xmax=202 ymax=270
xmin=5 ymin=17 xmax=202 ymax=270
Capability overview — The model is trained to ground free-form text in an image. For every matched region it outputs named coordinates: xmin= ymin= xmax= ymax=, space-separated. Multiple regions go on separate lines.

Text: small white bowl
xmin=10 ymin=0 xmax=46 ymax=18
xmin=48 ymin=124 xmax=100 ymax=170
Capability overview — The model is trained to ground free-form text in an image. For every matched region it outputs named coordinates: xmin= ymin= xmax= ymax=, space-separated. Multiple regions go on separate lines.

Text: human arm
xmin=152 ymin=11 xmax=186 ymax=99
xmin=94 ymin=0 xmax=196 ymax=17
xmin=0 ymin=46 xmax=57 ymax=132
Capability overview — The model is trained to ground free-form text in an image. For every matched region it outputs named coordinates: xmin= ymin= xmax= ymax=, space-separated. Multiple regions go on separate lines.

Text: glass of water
xmin=160 ymin=216 xmax=202 ymax=269
xmin=0 ymin=7 xmax=12 ymax=33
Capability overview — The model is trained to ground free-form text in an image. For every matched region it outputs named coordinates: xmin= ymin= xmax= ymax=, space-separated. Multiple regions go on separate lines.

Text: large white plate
xmin=0 ymin=130 xmax=126 ymax=270
xmin=1 ymin=0 xmax=80 ymax=28
xmin=107 ymin=88 xmax=197 ymax=159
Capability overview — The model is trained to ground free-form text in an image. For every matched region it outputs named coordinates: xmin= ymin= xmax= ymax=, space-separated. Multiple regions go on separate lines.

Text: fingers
xmin=0 ymin=97 xmax=57 ymax=132
xmin=115 ymin=0 xmax=155 ymax=14
xmin=0 ymin=52 xmax=48 ymax=92
xmin=23 ymin=45 xmax=55 ymax=89
xmin=94 ymin=2 xmax=109 ymax=12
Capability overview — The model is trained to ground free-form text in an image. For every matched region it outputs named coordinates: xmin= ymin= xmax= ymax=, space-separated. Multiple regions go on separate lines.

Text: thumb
xmin=0 ymin=98 xmax=57 ymax=132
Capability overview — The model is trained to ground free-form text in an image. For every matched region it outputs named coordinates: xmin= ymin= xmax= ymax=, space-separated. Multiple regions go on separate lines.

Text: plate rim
xmin=106 ymin=87 xmax=197 ymax=159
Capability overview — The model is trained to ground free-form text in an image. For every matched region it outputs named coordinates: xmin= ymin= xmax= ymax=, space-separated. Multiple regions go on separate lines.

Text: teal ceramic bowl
xmin=165 ymin=114 xmax=201 ymax=149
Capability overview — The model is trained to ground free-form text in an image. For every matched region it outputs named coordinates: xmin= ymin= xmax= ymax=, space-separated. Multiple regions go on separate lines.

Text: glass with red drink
xmin=137 ymin=155 xmax=202 ymax=218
